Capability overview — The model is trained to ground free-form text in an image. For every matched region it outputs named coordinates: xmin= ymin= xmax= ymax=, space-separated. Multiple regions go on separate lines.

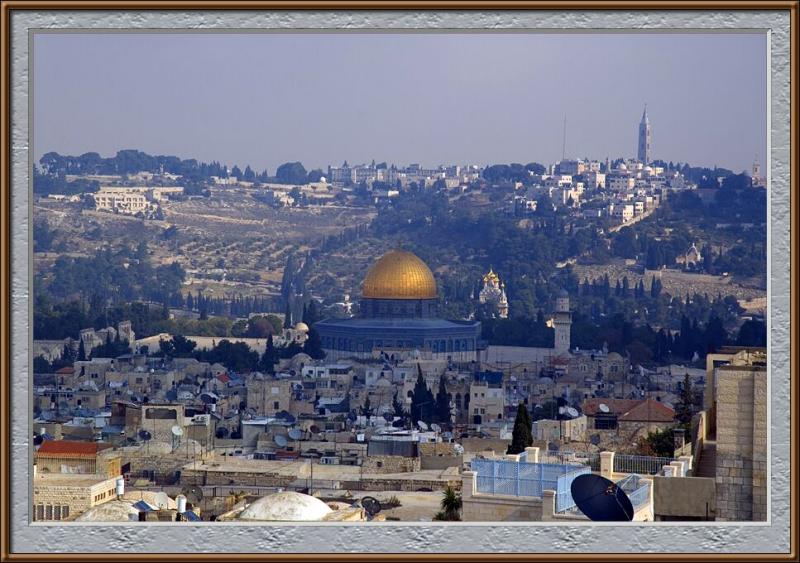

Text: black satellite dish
xmin=570 ymin=474 xmax=634 ymax=522
xmin=360 ymin=496 xmax=382 ymax=516
xmin=182 ymin=486 xmax=204 ymax=505
xmin=138 ymin=429 xmax=152 ymax=442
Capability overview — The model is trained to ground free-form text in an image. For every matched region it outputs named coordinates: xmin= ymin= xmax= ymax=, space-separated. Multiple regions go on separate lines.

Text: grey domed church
xmin=314 ymin=250 xmax=482 ymax=361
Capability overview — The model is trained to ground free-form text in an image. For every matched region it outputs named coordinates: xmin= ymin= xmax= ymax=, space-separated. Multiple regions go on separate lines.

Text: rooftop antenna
xmin=562 ymin=114 xmax=567 ymax=161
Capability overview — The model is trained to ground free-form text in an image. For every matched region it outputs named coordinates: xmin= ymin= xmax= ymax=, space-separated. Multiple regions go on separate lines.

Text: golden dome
xmin=362 ymin=250 xmax=438 ymax=300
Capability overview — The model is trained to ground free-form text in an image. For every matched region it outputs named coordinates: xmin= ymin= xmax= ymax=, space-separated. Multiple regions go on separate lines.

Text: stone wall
xmin=417 ymin=442 xmax=456 ymax=457
xmin=420 ymin=455 xmax=463 ymax=470
xmin=653 ymin=475 xmax=715 ymax=520
xmin=32 ymin=475 xmax=118 ymax=521
xmin=361 ymin=455 xmax=420 ymax=474
xmin=715 ymin=365 xmax=767 ymax=521
xmin=460 ymin=437 xmax=510 ymax=454
xmin=179 ymin=468 xmax=297 ymax=488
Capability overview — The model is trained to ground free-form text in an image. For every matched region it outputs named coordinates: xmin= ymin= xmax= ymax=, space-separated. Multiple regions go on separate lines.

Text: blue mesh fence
xmin=471 ymin=458 xmax=590 ymax=512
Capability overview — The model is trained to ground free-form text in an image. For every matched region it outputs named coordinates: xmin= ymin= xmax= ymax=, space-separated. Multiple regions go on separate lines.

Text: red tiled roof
xmin=216 ymin=373 xmax=231 ymax=384
xmin=582 ymin=398 xmax=639 ymax=417
xmin=619 ymin=399 xmax=676 ymax=423
xmin=36 ymin=440 xmax=99 ymax=458
xmin=582 ymin=398 xmax=675 ymax=423
xmin=55 ymin=367 xmax=75 ymax=374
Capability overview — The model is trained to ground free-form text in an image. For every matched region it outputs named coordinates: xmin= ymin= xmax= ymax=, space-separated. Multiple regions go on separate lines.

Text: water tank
xmin=176 ymin=494 xmax=187 ymax=514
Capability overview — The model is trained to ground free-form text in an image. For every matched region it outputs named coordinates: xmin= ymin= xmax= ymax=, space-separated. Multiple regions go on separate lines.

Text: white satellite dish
xmin=558 ymin=407 xmax=566 ymax=415
xmin=171 ymin=425 xmax=184 ymax=436
xmin=274 ymin=435 xmax=288 ymax=448
xmin=417 ymin=421 xmax=428 ymax=431
xmin=288 ymin=428 xmax=302 ymax=440
xmin=598 ymin=404 xmax=610 ymax=413
xmin=430 ymin=423 xmax=441 ymax=433
xmin=567 ymin=407 xmax=579 ymax=418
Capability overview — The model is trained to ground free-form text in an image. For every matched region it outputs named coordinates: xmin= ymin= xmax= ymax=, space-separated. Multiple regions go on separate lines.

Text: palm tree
xmin=434 ymin=485 xmax=462 ymax=521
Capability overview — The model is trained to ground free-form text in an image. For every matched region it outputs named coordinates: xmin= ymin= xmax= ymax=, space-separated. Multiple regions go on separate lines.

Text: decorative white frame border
xmin=8 ymin=9 xmax=791 ymax=554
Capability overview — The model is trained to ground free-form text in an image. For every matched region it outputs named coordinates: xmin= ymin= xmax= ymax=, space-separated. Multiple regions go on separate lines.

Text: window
xmin=62 ymin=506 xmax=69 ymax=519
xmin=45 ymin=505 xmax=53 ymax=520
xmin=35 ymin=505 xmax=44 ymax=521
xmin=54 ymin=506 xmax=61 ymax=521
xmin=273 ymin=401 xmax=280 ymax=410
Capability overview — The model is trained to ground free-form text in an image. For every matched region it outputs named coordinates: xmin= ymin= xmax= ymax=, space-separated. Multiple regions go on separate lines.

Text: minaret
xmin=637 ymin=104 xmax=652 ymax=164
xmin=552 ymin=288 xmax=572 ymax=354
xmin=752 ymin=155 xmax=763 ymax=187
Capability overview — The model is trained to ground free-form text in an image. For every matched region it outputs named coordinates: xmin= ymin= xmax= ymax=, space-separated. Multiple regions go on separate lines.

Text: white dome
xmin=75 ymin=500 xmax=140 ymax=522
xmin=294 ymin=322 xmax=309 ymax=333
xmin=238 ymin=492 xmax=333 ymax=521
xmin=618 ymin=163 xmax=628 ymax=171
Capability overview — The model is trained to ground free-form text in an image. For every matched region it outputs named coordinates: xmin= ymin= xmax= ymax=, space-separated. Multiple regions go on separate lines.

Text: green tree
xmin=302 ymin=327 xmax=326 ymax=360
xmin=675 ymin=373 xmax=696 ymax=425
xmin=434 ymin=375 xmax=452 ymax=426
xmin=259 ymin=334 xmax=279 ymax=374
xmin=507 ymin=402 xmax=533 ymax=454
xmin=410 ymin=364 xmax=435 ymax=426
xmin=433 ymin=485 xmax=462 ymax=521
xmin=159 ymin=334 xmax=197 ymax=358
xmin=275 ymin=162 xmax=308 ymax=185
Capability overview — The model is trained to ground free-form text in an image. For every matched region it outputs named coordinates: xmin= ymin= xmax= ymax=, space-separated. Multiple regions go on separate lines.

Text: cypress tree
xmin=507 ymin=402 xmax=533 ymax=455
xmin=434 ymin=375 xmax=452 ymax=426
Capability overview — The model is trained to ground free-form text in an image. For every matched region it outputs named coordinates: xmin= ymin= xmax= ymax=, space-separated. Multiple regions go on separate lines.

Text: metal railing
xmin=614 ymin=454 xmax=675 ymax=475
xmin=616 ymin=474 xmax=651 ymax=510
xmin=539 ymin=451 xmax=601 ymax=471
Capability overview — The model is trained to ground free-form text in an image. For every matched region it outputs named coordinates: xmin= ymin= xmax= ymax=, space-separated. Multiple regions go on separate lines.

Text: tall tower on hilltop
xmin=637 ymin=104 xmax=652 ymax=164
xmin=552 ymin=289 xmax=572 ymax=354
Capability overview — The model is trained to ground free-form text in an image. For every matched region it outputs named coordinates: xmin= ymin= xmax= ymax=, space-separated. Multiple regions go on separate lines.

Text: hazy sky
xmin=34 ymin=32 xmax=767 ymax=173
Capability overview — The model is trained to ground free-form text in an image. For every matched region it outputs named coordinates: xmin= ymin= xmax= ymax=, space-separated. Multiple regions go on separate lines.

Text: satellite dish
xmin=417 ymin=421 xmax=428 ymax=431
xmin=430 ymin=423 xmax=442 ymax=433
xmin=182 ymin=486 xmax=203 ymax=505
xmin=274 ymin=435 xmax=288 ymax=448
xmin=171 ymin=425 xmax=184 ymax=436
xmin=138 ymin=430 xmax=152 ymax=441
xmin=153 ymin=492 xmax=170 ymax=509
xmin=360 ymin=496 xmax=382 ymax=516
xmin=598 ymin=403 xmax=610 ymax=413
xmin=558 ymin=407 xmax=566 ymax=415
xmin=567 ymin=407 xmax=579 ymax=418
xmin=570 ymin=474 xmax=634 ymax=522
xmin=309 ymin=425 xmax=320 ymax=434
xmin=288 ymin=428 xmax=302 ymax=440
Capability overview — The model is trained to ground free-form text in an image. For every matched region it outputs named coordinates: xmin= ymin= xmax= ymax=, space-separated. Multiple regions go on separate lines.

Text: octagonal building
xmin=315 ymin=250 xmax=481 ymax=361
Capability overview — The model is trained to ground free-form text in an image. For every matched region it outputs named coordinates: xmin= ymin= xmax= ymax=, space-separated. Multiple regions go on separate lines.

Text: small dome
xmin=238 ymin=492 xmax=333 ymax=521
xmin=75 ymin=500 xmax=140 ymax=522
xmin=294 ymin=322 xmax=309 ymax=333
xmin=618 ymin=163 xmax=628 ymax=171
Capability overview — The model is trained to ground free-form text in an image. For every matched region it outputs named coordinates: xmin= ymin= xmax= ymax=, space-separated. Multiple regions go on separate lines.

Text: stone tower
xmin=552 ymin=289 xmax=572 ymax=354
xmin=637 ymin=105 xmax=652 ymax=164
